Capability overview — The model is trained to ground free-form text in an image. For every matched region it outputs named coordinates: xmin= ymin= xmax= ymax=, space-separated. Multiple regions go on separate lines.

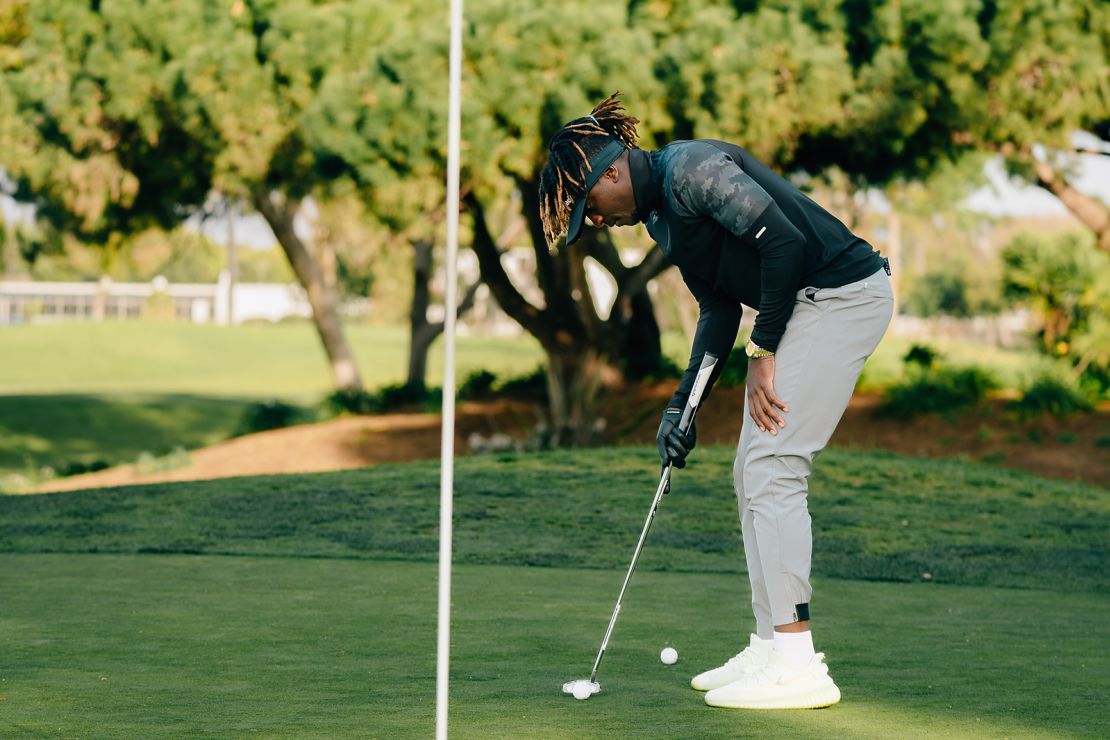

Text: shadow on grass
xmin=0 ymin=393 xmax=265 ymax=477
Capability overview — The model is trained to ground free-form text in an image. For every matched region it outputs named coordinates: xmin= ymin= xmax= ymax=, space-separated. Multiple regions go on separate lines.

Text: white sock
xmin=772 ymin=630 xmax=815 ymax=669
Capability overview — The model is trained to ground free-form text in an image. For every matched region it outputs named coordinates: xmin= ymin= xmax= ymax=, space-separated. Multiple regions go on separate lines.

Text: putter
xmin=563 ymin=352 xmax=718 ymax=699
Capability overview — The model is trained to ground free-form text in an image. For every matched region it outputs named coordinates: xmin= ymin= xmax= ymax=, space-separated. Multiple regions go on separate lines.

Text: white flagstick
xmin=436 ymin=0 xmax=464 ymax=737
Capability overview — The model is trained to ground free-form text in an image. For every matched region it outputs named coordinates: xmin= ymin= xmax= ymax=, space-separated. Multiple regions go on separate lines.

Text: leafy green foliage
xmin=52 ymin=458 xmax=110 ymax=478
xmin=323 ymin=382 xmax=443 ymax=416
xmin=457 ymin=369 xmax=497 ymax=399
xmin=235 ymin=246 xmax=295 ymax=283
xmin=1002 ymin=229 xmax=1110 ymax=394
xmin=497 ymin=366 xmax=548 ymax=396
xmin=1011 ymin=372 xmax=1093 ymax=419
xmin=633 ymin=354 xmax=684 ymax=383
xmin=643 ymin=2 xmax=853 ymax=167
xmin=902 ymin=270 xmax=972 ymax=317
xmin=235 ymin=399 xmax=302 ymax=435
xmin=903 ymin=343 xmax=938 ymax=369
xmin=715 ymin=345 xmax=750 ymax=387
xmin=321 ymin=387 xmax=380 ymax=416
xmin=878 ymin=365 xmax=998 ymax=419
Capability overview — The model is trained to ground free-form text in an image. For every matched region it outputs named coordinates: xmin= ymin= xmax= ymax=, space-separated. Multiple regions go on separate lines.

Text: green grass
xmin=1 ymin=447 xmax=1107 ymax=736
xmin=853 ymin=335 xmax=1053 ymax=392
xmin=0 ymin=393 xmax=261 ymax=484
xmin=0 ymin=321 xmax=545 ymax=481
xmin=1 ymin=555 xmax=1105 ymax=738
xmin=0 ymin=321 xmax=544 ymax=397
xmin=2 ymin=447 xmax=1106 ymax=591
xmin=0 ymin=322 xmax=1048 ymax=482
xmin=2 ymin=322 xmax=1042 ymax=398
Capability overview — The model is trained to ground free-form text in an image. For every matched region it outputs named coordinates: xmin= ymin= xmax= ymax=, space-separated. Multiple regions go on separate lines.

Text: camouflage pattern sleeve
xmin=669 ymin=143 xmax=773 ymax=236
xmin=667 ymin=141 xmax=806 ymax=353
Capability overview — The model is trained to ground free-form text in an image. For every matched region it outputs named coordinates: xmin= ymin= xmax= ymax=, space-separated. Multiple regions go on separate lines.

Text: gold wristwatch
xmin=745 ymin=338 xmax=774 ymax=359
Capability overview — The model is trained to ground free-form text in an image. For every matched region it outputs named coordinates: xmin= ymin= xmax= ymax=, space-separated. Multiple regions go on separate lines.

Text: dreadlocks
xmin=538 ymin=92 xmax=640 ymax=248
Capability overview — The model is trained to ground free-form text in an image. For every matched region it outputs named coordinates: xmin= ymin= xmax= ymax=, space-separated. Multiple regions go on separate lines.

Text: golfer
xmin=539 ymin=94 xmax=893 ymax=710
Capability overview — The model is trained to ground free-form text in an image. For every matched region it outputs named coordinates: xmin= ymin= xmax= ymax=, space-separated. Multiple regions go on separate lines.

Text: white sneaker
xmin=690 ymin=634 xmax=773 ymax=691
xmin=703 ymin=651 xmax=841 ymax=709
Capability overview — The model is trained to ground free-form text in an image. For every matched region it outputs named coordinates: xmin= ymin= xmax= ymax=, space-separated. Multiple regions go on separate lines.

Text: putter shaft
xmin=588 ymin=463 xmax=672 ymax=682
xmin=580 ymin=351 xmax=717 ymax=689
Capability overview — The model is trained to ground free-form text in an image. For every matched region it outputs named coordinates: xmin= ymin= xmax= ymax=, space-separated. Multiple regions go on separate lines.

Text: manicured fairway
xmin=0 ymin=393 xmax=260 ymax=481
xmin=1 ymin=447 xmax=1106 ymax=737
xmin=0 ymin=320 xmax=1054 ymax=483
xmin=2 ymin=447 xmax=1105 ymax=592
xmin=0 ymin=322 xmax=544 ymax=481
xmin=1 ymin=321 xmax=1046 ymax=397
xmin=1 ymin=555 xmax=1106 ymax=738
xmin=0 ymin=322 xmax=545 ymax=397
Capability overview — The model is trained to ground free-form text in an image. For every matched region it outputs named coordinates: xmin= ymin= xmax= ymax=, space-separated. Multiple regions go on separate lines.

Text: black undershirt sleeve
xmin=667 ymin=271 xmax=743 ymax=411
xmin=739 ymin=203 xmax=806 ymax=352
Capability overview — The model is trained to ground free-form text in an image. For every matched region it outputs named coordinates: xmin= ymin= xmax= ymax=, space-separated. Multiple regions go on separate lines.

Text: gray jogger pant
xmin=733 ymin=267 xmax=893 ymax=638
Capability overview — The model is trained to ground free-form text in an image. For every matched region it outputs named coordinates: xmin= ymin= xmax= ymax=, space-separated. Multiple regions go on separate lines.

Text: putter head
xmin=562 ymin=679 xmax=600 ymax=697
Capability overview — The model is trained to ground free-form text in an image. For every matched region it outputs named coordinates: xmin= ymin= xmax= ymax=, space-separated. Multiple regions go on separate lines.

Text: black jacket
xmin=628 ymin=140 xmax=885 ymax=409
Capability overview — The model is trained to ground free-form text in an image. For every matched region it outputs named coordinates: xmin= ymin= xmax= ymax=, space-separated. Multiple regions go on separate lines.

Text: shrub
xmin=324 ymin=383 xmax=444 ymax=416
xmin=458 ymin=370 xmax=497 ymax=399
xmin=237 ymin=399 xmax=300 ymax=435
xmin=324 ymin=388 xmax=381 ymax=415
xmin=903 ymin=344 xmax=938 ymax=369
xmin=1010 ymin=373 xmax=1092 ymax=418
xmin=716 ymin=346 xmax=750 ymax=387
xmin=1001 ymin=229 xmax=1110 ymax=391
xmin=878 ymin=366 xmax=998 ymax=419
xmin=135 ymin=446 xmax=191 ymax=474
xmin=903 ymin=271 xmax=971 ymax=317
xmin=56 ymin=459 xmax=111 ymax=477
xmin=636 ymin=355 xmax=684 ymax=382
xmin=497 ymin=367 xmax=548 ymax=396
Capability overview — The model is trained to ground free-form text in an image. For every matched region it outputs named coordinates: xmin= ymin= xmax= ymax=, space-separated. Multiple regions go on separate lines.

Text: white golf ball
xmin=572 ymin=682 xmax=592 ymax=701
xmin=660 ymin=647 xmax=678 ymax=665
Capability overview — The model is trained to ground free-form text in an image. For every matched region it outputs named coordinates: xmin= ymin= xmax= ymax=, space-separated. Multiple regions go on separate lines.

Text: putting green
xmin=1 ymin=554 xmax=1104 ymax=738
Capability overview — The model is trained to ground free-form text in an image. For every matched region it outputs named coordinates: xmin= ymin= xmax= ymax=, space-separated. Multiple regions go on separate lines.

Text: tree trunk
xmin=1 ymin=216 xmax=25 ymax=279
xmin=1032 ymin=158 xmax=1110 ymax=253
xmin=406 ymin=239 xmax=435 ymax=393
xmin=406 ymin=238 xmax=482 ymax=393
xmin=544 ymin=346 xmax=606 ymax=447
xmin=226 ymin=211 xmax=238 ymax=325
xmin=466 ymin=187 xmax=666 ymax=446
xmin=253 ymin=188 xmax=363 ymax=392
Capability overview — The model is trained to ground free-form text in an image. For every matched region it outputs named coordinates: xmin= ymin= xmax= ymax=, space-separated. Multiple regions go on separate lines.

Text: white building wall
xmin=0 ymin=277 xmax=311 ymax=326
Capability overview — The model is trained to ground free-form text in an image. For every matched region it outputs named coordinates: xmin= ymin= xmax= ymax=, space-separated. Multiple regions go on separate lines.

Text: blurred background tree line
xmin=0 ymin=0 xmax=1107 ymax=442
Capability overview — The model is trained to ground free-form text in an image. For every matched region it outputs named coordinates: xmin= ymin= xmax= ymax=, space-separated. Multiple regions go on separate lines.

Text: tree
xmin=293 ymin=8 xmax=482 ymax=395
xmin=973 ymin=1 xmax=1109 ymax=250
xmin=0 ymin=0 xmax=419 ymax=391
xmin=455 ymin=1 xmax=676 ymax=444
xmin=788 ymin=0 xmax=1108 ymax=243
xmin=1002 ymin=230 xmax=1110 ymax=358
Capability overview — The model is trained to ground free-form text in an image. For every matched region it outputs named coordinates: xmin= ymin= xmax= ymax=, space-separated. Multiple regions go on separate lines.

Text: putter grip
xmin=678 ymin=352 xmax=718 ymax=433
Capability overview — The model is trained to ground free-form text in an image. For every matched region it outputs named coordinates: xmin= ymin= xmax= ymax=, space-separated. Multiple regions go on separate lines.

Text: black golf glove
xmin=656 ymin=407 xmax=696 ymax=469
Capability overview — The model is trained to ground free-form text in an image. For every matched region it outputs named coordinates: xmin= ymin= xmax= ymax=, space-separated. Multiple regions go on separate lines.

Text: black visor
xmin=564 ymin=138 xmax=627 ymax=246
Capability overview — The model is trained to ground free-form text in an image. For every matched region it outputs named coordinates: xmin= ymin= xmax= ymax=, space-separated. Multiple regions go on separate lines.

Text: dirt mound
xmin=36 ymin=399 xmax=539 ymax=493
xmin=36 ymin=389 xmax=1109 ymax=493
